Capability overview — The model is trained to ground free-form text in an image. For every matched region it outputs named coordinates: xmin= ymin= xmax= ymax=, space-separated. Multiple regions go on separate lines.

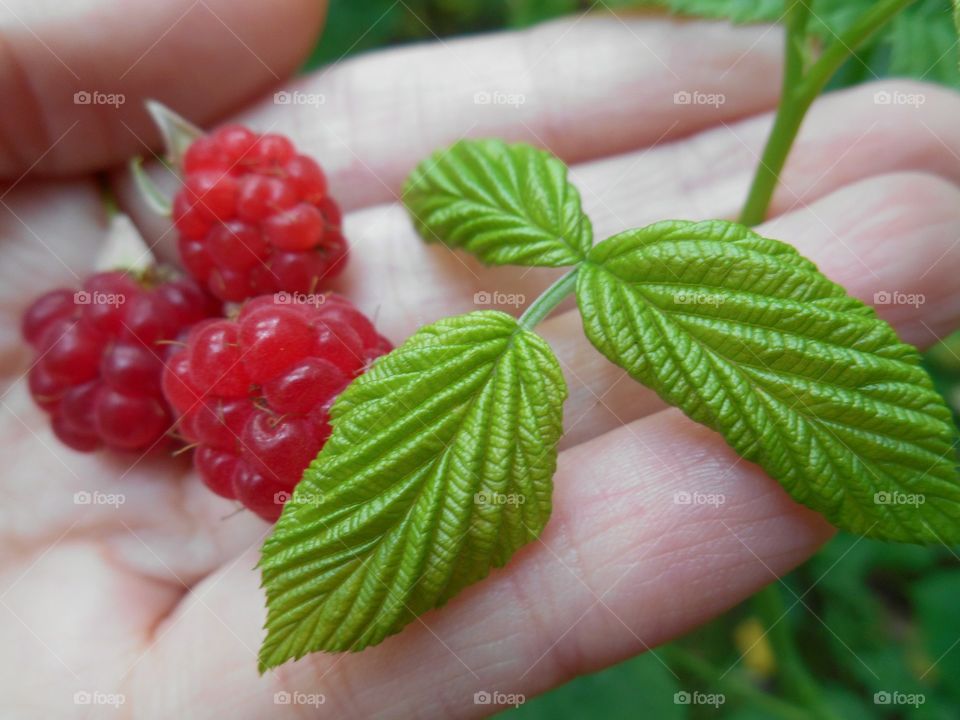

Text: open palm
xmin=2 ymin=1 xmax=960 ymax=717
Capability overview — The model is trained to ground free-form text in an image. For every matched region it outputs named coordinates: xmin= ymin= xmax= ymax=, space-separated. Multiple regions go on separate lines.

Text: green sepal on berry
xmin=145 ymin=99 xmax=204 ymax=171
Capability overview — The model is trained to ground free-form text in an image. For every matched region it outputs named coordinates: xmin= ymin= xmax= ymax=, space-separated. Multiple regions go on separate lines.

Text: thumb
xmin=0 ymin=0 xmax=326 ymax=179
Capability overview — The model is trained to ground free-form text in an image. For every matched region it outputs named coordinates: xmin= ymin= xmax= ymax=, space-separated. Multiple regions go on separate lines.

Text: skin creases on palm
xmin=1 ymin=6 xmax=960 ymax=718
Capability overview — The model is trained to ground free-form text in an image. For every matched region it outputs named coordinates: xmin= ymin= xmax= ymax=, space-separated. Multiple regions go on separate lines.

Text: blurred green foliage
xmin=306 ymin=0 xmax=960 ymax=91
xmin=506 ymin=534 xmax=960 ymax=719
xmin=305 ymin=0 xmax=960 ymax=717
xmin=303 ymin=0 xmax=588 ymax=69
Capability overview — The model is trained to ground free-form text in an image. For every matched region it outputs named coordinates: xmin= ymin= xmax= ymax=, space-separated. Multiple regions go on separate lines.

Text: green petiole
xmin=738 ymin=0 xmax=917 ymax=226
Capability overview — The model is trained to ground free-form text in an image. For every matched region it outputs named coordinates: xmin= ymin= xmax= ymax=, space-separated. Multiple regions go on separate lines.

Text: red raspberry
xmin=172 ymin=125 xmax=347 ymax=303
xmin=163 ymin=293 xmax=392 ymax=522
xmin=22 ymin=270 xmax=219 ymax=453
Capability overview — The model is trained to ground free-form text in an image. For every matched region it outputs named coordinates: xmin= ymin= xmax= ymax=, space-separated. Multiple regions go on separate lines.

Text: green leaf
xmin=301 ymin=0 xmax=403 ymax=68
xmin=887 ymin=0 xmax=960 ymax=87
xmin=402 ymin=139 xmax=592 ymax=267
xmin=955 ymin=0 xmax=960 ymax=57
xmin=509 ymin=652 xmax=684 ymax=719
xmin=643 ymin=0 xmax=960 ymax=90
xmin=638 ymin=0 xmax=873 ymax=33
xmin=639 ymin=0 xmax=785 ymax=24
xmin=913 ymin=570 xmax=960 ymax=699
xmin=507 ymin=0 xmax=578 ymax=27
xmin=576 ymin=219 xmax=960 ymax=544
xmin=259 ymin=311 xmax=566 ymax=669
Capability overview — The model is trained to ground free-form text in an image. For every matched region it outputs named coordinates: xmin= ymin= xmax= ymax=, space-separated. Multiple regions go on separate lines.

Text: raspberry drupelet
xmin=163 ymin=293 xmax=392 ymax=521
xmin=173 ymin=125 xmax=347 ymax=303
xmin=22 ymin=270 xmax=218 ymax=452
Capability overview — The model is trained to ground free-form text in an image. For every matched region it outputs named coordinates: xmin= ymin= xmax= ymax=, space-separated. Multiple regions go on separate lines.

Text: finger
xmin=122 ymin=75 xmax=960 ymax=291
xmin=126 ymin=410 xmax=833 ymax=719
xmin=114 ymin=14 xmax=786 ymax=250
xmin=0 ymin=378 xmax=271 ymax=587
xmin=576 ymin=79 xmax=960 ymax=238
xmin=0 ymin=539 xmax=182 ymax=713
xmin=0 ymin=0 xmax=326 ymax=178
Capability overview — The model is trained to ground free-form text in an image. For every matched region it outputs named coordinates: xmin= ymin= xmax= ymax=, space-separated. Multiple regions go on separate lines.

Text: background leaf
xmin=643 ymin=0 xmax=960 ymax=91
xmin=259 ymin=311 xmax=567 ymax=669
xmin=576 ymin=220 xmax=960 ymax=544
xmin=955 ymin=0 xmax=960 ymax=57
xmin=636 ymin=0 xmax=785 ymax=24
xmin=507 ymin=0 xmax=578 ymax=26
xmin=403 ymin=139 xmax=593 ymax=267
xmin=912 ymin=569 xmax=960 ymax=701
xmin=305 ymin=1 xmax=960 ymax=92
xmin=509 ymin=653 xmax=685 ymax=719
xmin=886 ymin=0 xmax=960 ymax=87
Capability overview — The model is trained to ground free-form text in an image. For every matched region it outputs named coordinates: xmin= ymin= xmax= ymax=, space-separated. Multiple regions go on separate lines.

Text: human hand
xmin=2 ymin=2 xmax=960 ymax=717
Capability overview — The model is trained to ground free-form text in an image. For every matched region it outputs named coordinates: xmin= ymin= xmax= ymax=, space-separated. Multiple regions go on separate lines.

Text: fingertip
xmin=0 ymin=0 xmax=327 ymax=178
